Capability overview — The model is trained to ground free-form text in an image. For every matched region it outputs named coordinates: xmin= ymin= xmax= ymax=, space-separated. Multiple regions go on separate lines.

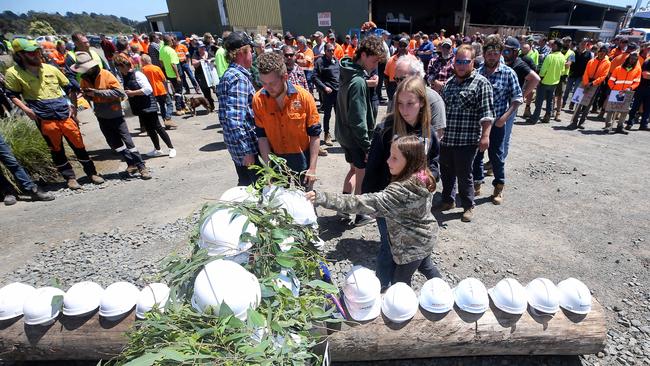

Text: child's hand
xmin=305 ymin=191 xmax=316 ymax=204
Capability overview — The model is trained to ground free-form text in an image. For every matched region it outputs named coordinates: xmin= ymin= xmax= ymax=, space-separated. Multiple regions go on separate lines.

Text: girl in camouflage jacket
xmin=307 ymin=135 xmax=441 ymax=286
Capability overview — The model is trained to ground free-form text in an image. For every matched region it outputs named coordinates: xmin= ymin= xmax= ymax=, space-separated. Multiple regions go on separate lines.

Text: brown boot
xmin=461 ymin=207 xmax=474 ymax=222
xmin=139 ymin=167 xmax=152 ymax=180
xmin=438 ymin=201 xmax=456 ymax=211
xmin=492 ymin=184 xmax=504 ymax=205
xmin=324 ymin=133 xmax=333 ymax=146
xmin=67 ymin=178 xmax=81 ymax=190
xmin=164 ymin=120 xmax=178 ymax=130
xmin=90 ymin=175 xmax=105 ymax=185
xmin=318 ymin=147 xmax=328 ymax=156
xmin=523 ymin=105 xmax=532 ymax=118
xmin=542 ymin=114 xmax=551 ymax=123
xmin=474 ymin=182 xmax=482 ymax=196
xmin=554 ymin=110 xmax=561 ymax=121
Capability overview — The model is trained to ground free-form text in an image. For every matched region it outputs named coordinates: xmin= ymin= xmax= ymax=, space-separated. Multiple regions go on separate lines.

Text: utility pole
xmin=523 ymin=0 xmax=531 ymax=31
xmin=461 ymin=0 xmax=468 ymax=35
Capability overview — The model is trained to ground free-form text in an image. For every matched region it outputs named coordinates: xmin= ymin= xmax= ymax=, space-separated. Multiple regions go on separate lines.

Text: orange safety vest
xmin=582 ymin=57 xmax=611 ymax=86
xmin=608 ymin=63 xmax=642 ymax=91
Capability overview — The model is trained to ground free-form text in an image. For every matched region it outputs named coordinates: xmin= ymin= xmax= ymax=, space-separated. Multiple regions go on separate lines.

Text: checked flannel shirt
xmin=288 ymin=64 xmax=309 ymax=90
xmin=441 ymin=70 xmax=495 ymax=147
xmin=427 ymin=53 xmax=455 ymax=86
xmin=479 ymin=63 xmax=523 ymax=119
xmin=216 ymin=63 xmax=259 ymax=166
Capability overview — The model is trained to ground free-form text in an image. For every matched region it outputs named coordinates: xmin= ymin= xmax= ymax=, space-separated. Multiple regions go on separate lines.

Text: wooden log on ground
xmin=0 ymin=300 xmax=606 ymax=361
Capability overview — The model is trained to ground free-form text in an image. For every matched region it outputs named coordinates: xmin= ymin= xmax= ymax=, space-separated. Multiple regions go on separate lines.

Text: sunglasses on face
xmin=502 ymin=49 xmax=513 ymax=55
xmin=394 ymin=76 xmax=405 ymax=83
xmin=455 ymin=59 xmax=472 ymax=65
xmin=284 ymin=53 xmax=295 ymax=57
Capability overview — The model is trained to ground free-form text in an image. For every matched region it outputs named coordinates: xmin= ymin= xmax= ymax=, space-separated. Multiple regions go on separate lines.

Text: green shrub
xmin=0 ymin=115 xmax=59 ymax=190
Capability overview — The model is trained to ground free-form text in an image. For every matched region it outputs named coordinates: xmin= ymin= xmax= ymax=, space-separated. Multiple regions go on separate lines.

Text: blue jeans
xmin=304 ymin=69 xmax=314 ymax=92
xmin=473 ymin=123 xmax=506 ymax=186
xmin=503 ymin=107 xmax=518 ymax=159
xmin=178 ymin=62 xmax=199 ymax=93
xmin=627 ymin=87 xmax=650 ymax=128
xmin=562 ymin=76 xmax=581 ymax=106
xmin=532 ymin=83 xmax=556 ymax=122
xmin=0 ymin=132 xmax=35 ymax=192
xmin=375 ymin=217 xmax=395 ymax=289
xmin=156 ymin=95 xmax=173 ymax=120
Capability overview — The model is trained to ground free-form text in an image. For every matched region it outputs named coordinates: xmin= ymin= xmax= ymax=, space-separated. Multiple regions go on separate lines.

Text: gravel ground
xmin=1 ymin=103 xmax=649 ymax=365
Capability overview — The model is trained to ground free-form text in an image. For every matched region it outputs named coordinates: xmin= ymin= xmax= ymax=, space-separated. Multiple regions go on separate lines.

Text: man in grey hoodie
xmin=335 ymin=35 xmax=386 ymax=226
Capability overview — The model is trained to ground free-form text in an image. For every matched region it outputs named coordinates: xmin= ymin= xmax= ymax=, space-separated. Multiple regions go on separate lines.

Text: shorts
xmin=343 ymin=145 xmax=367 ymax=169
xmin=555 ymin=75 xmax=567 ymax=98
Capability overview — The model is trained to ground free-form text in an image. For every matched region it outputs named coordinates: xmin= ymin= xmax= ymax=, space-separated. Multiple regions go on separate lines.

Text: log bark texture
xmin=0 ymin=300 xmax=607 ymax=361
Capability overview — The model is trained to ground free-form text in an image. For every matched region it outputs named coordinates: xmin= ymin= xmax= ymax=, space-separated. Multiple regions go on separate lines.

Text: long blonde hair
xmin=392 ymin=76 xmax=431 ymax=145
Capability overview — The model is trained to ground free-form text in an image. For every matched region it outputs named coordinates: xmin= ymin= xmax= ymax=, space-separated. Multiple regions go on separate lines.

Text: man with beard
xmin=5 ymin=39 xmax=104 ymax=190
xmin=473 ymin=35 xmax=522 ymax=205
xmin=438 ymin=44 xmax=494 ymax=222
xmin=252 ymin=52 xmax=321 ymax=189
xmin=427 ymin=38 xmax=455 ymax=94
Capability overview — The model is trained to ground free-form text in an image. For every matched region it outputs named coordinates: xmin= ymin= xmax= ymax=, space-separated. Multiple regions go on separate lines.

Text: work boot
xmin=438 ymin=201 xmax=456 ymax=211
xmin=597 ymin=110 xmax=605 ymax=119
xmin=318 ymin=147 xmax=328 ymax=156
xmin=67 ymin=178 xmax=81 ymax=190
xmin=173 ymin=110 xmax=184 ymax=116
xmin=554 ymin=110 xmax=561 ymax=121
xmin=491 ymin=184 xmax=504 ymax=205
xmin=568 ymin=102 xmax=575 ymax=111
xmin=90 ymin=175 xmax=105 ymax=185
xmin=126 ymin=165 xmax=138 ymax=175
xmin=474 ymin=182 xmax=482 ymax=196
xmin=3 ymin=194 xmax=17 ymax=206
xmin=139 ymin=167 xmax=152 ymax=180
xmin=624 ymin=124 xmax=632 ymax=131
xmin=567 ymin=122 xmax=579 ymax=130
xmin=614 ymin=125 xmax=629 ymax=135
xmin=542 ymin=114 xmax=551 ymax=123
xmin=164 ymin=120 xmax=178 ymax=130
xmin=461 ymin=207 xmax=474 ymax=222
xmin=324 ymin=133 xmax=333 ymax=146
xmin=523 ymin=105 xmax=532 ymax=118
xmin=29 ymin=187 xmax=54 ymax=202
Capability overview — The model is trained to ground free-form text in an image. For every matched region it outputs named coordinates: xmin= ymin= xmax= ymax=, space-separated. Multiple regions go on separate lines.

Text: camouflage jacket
xmin=315 ymin=177 xmax=438 ymax=264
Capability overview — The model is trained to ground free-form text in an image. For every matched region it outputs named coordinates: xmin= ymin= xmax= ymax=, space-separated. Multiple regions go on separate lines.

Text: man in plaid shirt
xmin=427 ymin=38 xmax=455 ymax=94
xmin=473 ymin=35 xmax=522 ymax=205
xmin=216 ymin=32 xmax=260 ymax=186
xmin=439 ymin=44 xmax=495 ymax=222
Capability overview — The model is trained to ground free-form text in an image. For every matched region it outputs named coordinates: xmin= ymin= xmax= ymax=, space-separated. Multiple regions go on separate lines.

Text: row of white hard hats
xmin=0 ymin=281 xmax=170 ymax=326
xmin=342 ymin=266 xmax=592 ymax=323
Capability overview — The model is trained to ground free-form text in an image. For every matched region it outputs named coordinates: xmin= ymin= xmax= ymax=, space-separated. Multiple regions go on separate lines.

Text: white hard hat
xmin=526 ymin=278 xmax=560 ymax=315
xmin=381 ymin=282 xmax=418 ymax=323
xmin=220 ymin=186 xmax=256 ymax=203
xmin=99 ymin=282 xmax=140 ymax=321
xmin=488 ymin=278 xmax=527 ymax=315
xmin=191 ymin=259 xmax=261 ymax=321
xmin=136 ymin=283 xmax=170 ymax=319
xmin=198 ymin=208 xmax=257 ymax=260
xmin=0 ymin=283 xmax=36 ymax=321
xmin=419 ymin=277 xmax=454 ymax=314
xmin=275 ymin=269 xmax=300 ymax=297
xmin=557 ymin=278 xmax=592 ymax=315
xmin=63 ymin=281 xmax=104 ymax=316
xmin=263 ymin=185 xmax=317 ymax=226
xmin=23 ymin=287 xmax=65 ymax=326
xmin=278 ymin=236 xmax=295 ymax=252
xmin=453 ymin=278 xmax=489 ymax=314
xmin=343 ymin=265 xmax=381 ymax=321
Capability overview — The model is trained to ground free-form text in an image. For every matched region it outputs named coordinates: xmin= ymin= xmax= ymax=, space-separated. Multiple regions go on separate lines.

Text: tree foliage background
xmin=0 ymin=11 xmax=139 ymax=36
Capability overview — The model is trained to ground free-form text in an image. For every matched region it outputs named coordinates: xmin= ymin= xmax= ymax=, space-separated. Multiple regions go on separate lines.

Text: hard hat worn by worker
xmin=419 ymin=277 xmax=454 ymax=314
xmin=192 ymin=259 xmax=261 ymax=321
xmin=342 ymin=265 xmax=381 ymax=321
xmin=99 ymin=282 xmax=140 ymax=321
xmin=488 ymin=278 xmax=528 ymax=315
xmin=23 ymin=286 xmax=66 ymax=326
xmin=382 ymin=282 xmax=418 ymax=323
xmin=0 ymin=282 xmax=36 ymax=321
xmin=453 ymin=278 xmax=489 ymax=314
xmin=136 ymin=283 xmax=171 ymax=319
xmin=557 ymin=278 xmax=592 ymax=315
xmin=63 ymin=281 xmax=104 ymax=316
xmin=526 ymin=278 xmax=561 ymax=315
xmin=198 ymin=208 xmax=257 ymax=262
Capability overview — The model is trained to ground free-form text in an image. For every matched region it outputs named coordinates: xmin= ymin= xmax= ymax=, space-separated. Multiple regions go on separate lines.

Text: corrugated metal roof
xmin=224 ymin=0 xmax=283 ymax=28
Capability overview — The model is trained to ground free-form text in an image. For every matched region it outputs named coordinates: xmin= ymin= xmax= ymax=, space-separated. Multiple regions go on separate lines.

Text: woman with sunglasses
xmin=362 ymin=75 xmax=440 ymax=290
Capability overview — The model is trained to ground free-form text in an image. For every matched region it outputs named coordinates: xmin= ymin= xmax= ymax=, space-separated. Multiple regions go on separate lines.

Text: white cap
xmin=0 ymin=283 xmax=36 ymax=321
xmin=63 ymin=281 xmax=104 ymax=316
xmin=23 ymin=287 xmax=65 ymax=326
xmin=526 ymin=278 xmax=560 ymax=315
xmin=488 ymin=278 xmax=527 ymax=315
xmin=99 ymin=282 xmax=140 ymax=320
xmin=198 ymin=208 xmax=257 ymax=259
xmin=453 ymin=278 xmax=489 ymax=314
xmin=557 ymin=278 xmax=592 ymax=315
xmin=191 ymin=259 xmax=261 ymax=321
xmin=419 ymin=278 xmax=454 ymax=314
xmin=263 ymin=185 xmax=317 ymax=226
xmin=382 ymin=282 xmax=418 ymax=323
xmin=136 ymin=283 xmax=170 ymax=319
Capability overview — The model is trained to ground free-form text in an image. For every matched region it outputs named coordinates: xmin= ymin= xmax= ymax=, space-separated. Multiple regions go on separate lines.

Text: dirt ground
xmin=0 ymin=95 xmax=649 ymax=365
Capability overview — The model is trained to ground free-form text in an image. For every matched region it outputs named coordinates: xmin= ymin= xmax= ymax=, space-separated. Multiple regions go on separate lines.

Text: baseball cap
xmin=441 ymin=38 xmax=452 ymax=47
xmin=328 ymin=33 xmax=336 ymax=40
xmin=398 ymin=38 xmax=409 ymax=47
xmin=284 ymin=32 xmax=294 ymax=40
xmin=313 ymin=31 xmax=324 ymax=38
xmin=382 ymin=30 xmax=391 ymax=36
xmin=224 ymin=31 xmax=255 ymax=52
xmin=627 ymin=42 xmax=639 ymax=52
xmin=12 ymin=38 xmax=40 ymax=52
xmin=505 ymin=36 xmax=521 ymax=49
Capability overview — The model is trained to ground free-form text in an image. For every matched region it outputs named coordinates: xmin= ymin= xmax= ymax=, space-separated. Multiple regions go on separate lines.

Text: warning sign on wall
xmin=318 ymin=12 xmax=331 ymax=27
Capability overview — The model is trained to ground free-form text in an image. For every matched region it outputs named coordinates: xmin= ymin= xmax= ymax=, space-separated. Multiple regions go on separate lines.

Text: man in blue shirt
xmin=216 ymin=32 xmax=260 ymax=186
xmin=416 ymin=34 xmax=435 ymax=68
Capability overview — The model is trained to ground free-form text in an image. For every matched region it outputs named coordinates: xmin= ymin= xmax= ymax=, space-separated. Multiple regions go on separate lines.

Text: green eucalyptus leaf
xmin=121 ymin=352 xmax=162 ymax=366
xmin=306 ymin=280 xmax=339 ymax=294
xmin=275 ymin=256 xmax=296 ymax=268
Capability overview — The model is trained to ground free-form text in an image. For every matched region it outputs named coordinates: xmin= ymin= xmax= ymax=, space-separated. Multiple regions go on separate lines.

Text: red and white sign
xmin=318 ymin=12 xmax=331 ymax=27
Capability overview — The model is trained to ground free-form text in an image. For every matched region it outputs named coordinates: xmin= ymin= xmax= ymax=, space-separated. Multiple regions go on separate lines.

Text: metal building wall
xmin=224 ymin=0 xmax=283 ymax=33
xmin=166 ymin=0 xmax=224 ymax=36
xmin=279 ymin=0 xmax=368 ymax=39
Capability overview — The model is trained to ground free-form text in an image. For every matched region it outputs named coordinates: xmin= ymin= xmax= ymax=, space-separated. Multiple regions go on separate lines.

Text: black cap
xmin=224 ymin=32 xmax=255 ymax=52
xmin=284 ymin=31 xmax=294 ymax=40
xmin=628 ymin=42 xmax=639 ymax=51
xmin=505 ymin=36 xmax=520 ymax=49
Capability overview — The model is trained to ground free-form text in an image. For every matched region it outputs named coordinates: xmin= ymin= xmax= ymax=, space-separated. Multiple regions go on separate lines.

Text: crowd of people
xmin=1 ymin=24 xmax=647 ymax=288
